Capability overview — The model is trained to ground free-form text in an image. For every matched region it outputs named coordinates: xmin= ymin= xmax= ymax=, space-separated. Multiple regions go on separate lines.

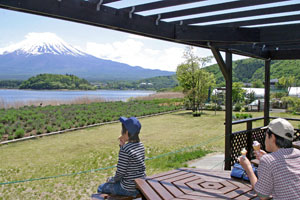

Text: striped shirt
xmin=114 ymin=142 xmax=146 ymax=192
xmin=254 ymin=148 xmax=300 ymax=200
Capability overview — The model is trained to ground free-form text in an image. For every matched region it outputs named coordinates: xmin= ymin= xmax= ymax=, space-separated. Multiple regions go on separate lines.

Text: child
xmin=97 ymin=117 xmax=146 ymax=197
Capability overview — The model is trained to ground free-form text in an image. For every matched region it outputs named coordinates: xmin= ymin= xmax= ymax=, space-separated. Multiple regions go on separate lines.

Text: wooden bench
xmin=91 ymin=193 xmax=142 ymax=200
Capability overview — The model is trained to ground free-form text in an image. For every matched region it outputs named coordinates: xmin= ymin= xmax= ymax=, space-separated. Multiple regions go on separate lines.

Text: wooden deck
xmin=135 ymin=168 xmax=258 ymax=200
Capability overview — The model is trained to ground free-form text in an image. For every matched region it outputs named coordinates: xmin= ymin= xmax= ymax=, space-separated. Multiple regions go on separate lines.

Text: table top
xmin=135 ymin=168 xmax=259 ymax=200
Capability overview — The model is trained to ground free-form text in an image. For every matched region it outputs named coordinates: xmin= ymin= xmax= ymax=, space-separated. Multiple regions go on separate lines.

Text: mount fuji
xmin=0 ymin=33 xmax=174 ymax=81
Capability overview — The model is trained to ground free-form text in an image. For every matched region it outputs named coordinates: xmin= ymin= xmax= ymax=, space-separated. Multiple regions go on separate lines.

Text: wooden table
xmin=135 ymin=168 xmax=258 ymax=200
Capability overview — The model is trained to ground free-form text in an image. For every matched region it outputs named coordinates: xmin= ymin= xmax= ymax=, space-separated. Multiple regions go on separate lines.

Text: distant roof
xmin=270 ymin=79 xmax=279 ymax=83
xmin=1 ymin=0 xmax=300 ymax=60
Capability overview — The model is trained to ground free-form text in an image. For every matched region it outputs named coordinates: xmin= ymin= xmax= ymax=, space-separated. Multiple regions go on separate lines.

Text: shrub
xmin=46 ymin=126 xmax=53 ymax=133
xmin=234 ymin=104 xmax=242 ymax=112
xmin=15 ymin=128 xmax=25 ymax=139
xmin=0 ymin=128 xmax=5 ymax=136
xmin=8 ymin=135 xmax=14 ymax=140
xmin=36 ymin=129 xmax=43 ymax=135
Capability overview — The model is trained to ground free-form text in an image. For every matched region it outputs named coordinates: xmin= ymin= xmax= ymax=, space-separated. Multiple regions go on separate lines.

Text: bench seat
xmin=91 ymin=193 xmax=142 ymax=200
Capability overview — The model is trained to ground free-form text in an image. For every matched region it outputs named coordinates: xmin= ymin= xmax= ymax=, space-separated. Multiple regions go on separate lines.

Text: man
xmin=239 ymin=118 xmax=300 ymax=200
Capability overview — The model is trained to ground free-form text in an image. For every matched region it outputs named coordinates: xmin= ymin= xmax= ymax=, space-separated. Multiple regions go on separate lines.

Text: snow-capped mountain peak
xmin=0 ymin=32 xmax=86 ymax=57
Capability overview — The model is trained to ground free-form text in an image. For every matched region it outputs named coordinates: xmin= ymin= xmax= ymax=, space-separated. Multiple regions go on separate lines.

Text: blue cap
xmin=119 ymin=116 xmax=141 ymax=135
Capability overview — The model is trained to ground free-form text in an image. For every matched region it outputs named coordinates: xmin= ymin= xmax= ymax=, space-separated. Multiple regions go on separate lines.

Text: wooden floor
xmin=135 ymin=168 xmax=258 ymax=200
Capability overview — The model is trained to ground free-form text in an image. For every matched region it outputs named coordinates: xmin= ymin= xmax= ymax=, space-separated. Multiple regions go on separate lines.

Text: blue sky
xmin=2 ymin=0 xmax=297 ymax=72
xmin=0 ymin=8 xmax=195 ymax=72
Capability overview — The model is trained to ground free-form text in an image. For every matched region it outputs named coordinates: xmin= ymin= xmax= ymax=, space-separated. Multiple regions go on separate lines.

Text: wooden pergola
xmin=1 ymin=0 xmax=300 ymax=170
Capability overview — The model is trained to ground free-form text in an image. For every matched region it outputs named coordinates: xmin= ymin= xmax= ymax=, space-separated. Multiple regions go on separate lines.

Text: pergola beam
xmin=175 ymin=25 xmax=260 ymax=43
xmin=0 ymin=0 xmax=175 ymax=42
xmin=172 ymin=3 xmax=300 ymax=25
xmin=147 ymin=0 xmax=289 ymax=19
xmin=215 ymin=14 xmax=300 ymax=27
xmin=210 ymin=47 xmax=228 ymax=81
xmin=260 ymin=23 xmax=300 ymax=43
xmin=120 ymin=0 xmax=205 ymax=13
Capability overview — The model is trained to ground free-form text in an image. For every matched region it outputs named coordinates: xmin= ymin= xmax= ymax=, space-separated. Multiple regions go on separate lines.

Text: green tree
xmin=252 ymin=80 xmax=264 ymax=88
xmin=176 ymin=46 xmax=214 ymax=112
xmin=278 ymin=76 xmax=296 ymax=95
xmin=232 ymin=82 xmax=246 ymax=104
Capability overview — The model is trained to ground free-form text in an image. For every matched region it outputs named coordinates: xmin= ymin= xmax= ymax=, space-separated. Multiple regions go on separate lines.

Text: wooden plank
xmin=185 ymin=178 xmax=205 ymax=191
xmin=216 ymin=14 xmax=300 ymax=27
xmin=174 ymin=4 xmax=300 ymax=25
xmin=173 ymin=176 xmax=200 ymax=194
xmin=135 ymin=179 xmax=162 ymax=200
xmin=176 ymin=25 xmax=259 ymax=43
xmin=154 ymin=171 xmax=189 ymax=181
xmin=120 ymin=0 xmax=205 ymax=13
xmin=218 ymin=180 xmax=238 ymax=193
xmin=159 ymin=174 xmax=196 ymax=197
xmin=147 ymin=0 xmax=289 ymax=19
xmin=146 ymin=179 xmax=174 ymax=200
xmin=147 ymin=169 xmax=179 ymax=179
xmin=177 ymin=194 xmax=225 ymax=200
xmin=235 ymin=190 xmax=257 ymax=200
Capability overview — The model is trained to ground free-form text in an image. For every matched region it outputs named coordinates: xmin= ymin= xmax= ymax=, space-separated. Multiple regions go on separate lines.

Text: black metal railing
xmin=229 ymin=117 xmax=300 ymax=166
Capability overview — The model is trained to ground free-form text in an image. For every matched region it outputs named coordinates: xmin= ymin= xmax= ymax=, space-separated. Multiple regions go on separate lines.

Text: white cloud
xmin=85 ymin=36 xmax=248 ymax=72
xmin=85 ymin=38 xmax=185 ymax=71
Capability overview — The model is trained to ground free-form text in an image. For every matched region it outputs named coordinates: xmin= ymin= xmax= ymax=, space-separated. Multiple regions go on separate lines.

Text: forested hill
xmin=137 ymin=75 xmax=178 ymax=90
xmin=19 ymin=74 xmax=96 ymax=90
xmin=205 ymin=58 xmax=300 ymax=86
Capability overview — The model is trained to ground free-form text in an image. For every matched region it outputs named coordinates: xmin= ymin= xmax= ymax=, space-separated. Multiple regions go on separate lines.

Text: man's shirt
xmin=255 ymin=148 xmax=300 ymax=200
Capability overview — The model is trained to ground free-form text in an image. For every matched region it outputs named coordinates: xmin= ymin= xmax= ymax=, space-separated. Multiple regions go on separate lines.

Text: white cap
xmin=262 ymin=118 xmax=294 ymax=141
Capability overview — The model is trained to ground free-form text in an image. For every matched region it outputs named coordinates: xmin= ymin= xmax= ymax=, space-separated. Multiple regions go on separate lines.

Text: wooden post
xmin=211 ymin=47 xmax=232 ymax=170
xmin=225 ymin=52 xmax=232 ymax=170
xmin=246 ymin=121 xmax=252 ymax=158
xmin=264 ymin=60 xmax=271 ymax=126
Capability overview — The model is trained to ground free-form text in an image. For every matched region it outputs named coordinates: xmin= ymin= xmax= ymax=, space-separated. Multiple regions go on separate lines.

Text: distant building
xmin=243 ymin=83 xmax=252 ymax=87
xmin=270 ymin=79 xmax=278 ymax=89
xmin=289 ymin=87 xmax=300 ymax=97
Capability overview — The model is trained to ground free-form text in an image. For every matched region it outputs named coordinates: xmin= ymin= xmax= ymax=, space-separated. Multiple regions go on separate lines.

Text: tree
xmin=232 ymin=82 xmax=246 ymax=104
xmin=278 ymin=76 xmax=295 ymax=96
xmin=251 ymin=80 xmax=264 ymax=88
xmin=176 ymin=46 xmax=215 ymax=113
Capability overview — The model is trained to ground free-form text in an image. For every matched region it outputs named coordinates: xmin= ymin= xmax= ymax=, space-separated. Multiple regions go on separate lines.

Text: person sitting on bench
xmin=97 ymin=117 xmax=146 ymax=198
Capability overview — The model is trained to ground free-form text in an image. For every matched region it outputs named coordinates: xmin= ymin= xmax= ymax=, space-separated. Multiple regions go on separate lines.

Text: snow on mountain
xmin=0 ymin=32 xmax=86 ymax=57
xmin=0 ymin=32 xmax=174 ymax=81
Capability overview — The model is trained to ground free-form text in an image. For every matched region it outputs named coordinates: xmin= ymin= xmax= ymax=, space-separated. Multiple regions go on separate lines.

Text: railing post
xmin=224 ymin=52 xmax=232 ymax=170
xmin=246 ymin=121 xmax=252 ymax=158
xmin=264 ymin=59 xmax=271 ymax=126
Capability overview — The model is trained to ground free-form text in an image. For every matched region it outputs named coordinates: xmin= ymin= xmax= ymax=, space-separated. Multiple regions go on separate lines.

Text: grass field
xmin=0 ymin=110 xmax=299 ymax=199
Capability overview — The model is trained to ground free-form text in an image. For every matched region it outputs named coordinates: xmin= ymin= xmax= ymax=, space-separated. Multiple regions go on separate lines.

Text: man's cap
xmin=119 ymin=116 xmax=141 ymax=135
xmin=262 ymin=118 xmax=294 ymax=141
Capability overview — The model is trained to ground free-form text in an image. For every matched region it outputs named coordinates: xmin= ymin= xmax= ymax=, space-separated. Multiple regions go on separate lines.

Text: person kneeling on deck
xmin=97 ymin=117 xmax=146 ymax=198
xmin=239 ymin=118 xmax=300 ymax=200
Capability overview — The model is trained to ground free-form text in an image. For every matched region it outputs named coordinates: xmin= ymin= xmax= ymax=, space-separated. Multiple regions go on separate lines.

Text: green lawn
xmin=0 ymin=110 xmax=298 ymax=199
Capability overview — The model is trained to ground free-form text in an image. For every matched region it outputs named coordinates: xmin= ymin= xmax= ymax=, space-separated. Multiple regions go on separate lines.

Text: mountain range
xmin=0 ymin=33 xmax=174 ymax=81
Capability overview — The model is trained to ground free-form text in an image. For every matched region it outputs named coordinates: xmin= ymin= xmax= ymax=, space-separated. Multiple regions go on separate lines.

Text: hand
xmin=238 ymin=156 xmax=252 ymax=171
xmin=118 ymin=135 xmax=126 ymax=146
xmin=255 ymin=150 xmax=267 ymax=161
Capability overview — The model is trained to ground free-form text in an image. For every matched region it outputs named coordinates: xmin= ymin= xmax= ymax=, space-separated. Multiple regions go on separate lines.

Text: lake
xmin=0 ymin=89 xmax=156 ymax=104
